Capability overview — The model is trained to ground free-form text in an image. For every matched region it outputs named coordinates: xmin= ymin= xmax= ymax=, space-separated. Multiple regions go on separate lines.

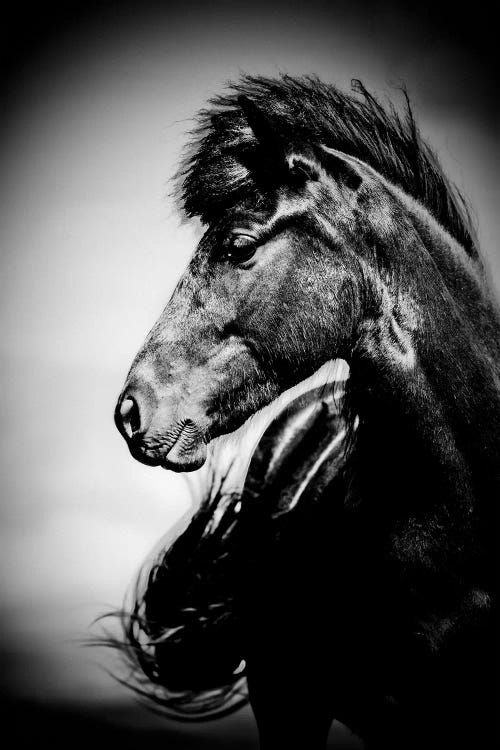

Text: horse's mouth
xmin=160 ymin=421 xmax=208 ymax=472
xmin=128 ymin=419 xmax=208 ymax=472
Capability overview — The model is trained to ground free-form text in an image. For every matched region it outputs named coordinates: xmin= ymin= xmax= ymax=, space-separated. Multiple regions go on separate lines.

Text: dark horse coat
xmin=112 ymin=76 xmax=499 ymax=748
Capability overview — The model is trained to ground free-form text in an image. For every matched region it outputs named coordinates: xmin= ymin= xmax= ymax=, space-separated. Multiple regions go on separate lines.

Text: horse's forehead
xmin=195 ymin=193 xmax=286 ymax=240
xmin=226 ymin=190 xmax=283 ymax=220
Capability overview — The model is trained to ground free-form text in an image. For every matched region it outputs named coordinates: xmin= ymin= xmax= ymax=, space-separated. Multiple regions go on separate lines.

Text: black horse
xmin=113 ymin=75 xmax=499 ymax=748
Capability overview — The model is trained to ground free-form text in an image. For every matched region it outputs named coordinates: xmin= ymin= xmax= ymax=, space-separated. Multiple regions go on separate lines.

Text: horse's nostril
xmin=119 ymin=396 xmax=142 ymax=439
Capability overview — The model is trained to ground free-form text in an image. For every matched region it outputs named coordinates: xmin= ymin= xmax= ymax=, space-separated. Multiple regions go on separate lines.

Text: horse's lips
xmin=160 ymin=421 xmax=207 ymax=472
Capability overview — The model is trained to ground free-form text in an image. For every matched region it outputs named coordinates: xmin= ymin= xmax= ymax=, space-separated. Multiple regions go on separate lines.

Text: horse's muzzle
xmin=115 ymin=389 xmax=207 ymax=472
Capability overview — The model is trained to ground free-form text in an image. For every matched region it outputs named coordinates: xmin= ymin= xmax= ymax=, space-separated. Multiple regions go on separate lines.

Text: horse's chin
xmin=160 ymin=439 xmax=208 ymax=472
xmin=158 ymin=420 xmax=208 ymax=472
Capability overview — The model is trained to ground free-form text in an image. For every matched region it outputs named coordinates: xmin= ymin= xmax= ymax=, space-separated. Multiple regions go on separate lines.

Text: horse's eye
xmin=224 ymin=234 xmax=258 ymax=264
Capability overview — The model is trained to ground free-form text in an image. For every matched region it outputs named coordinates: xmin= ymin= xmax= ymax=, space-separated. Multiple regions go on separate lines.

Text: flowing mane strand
xmin=177 ymin=74 xmax=477 ymax=257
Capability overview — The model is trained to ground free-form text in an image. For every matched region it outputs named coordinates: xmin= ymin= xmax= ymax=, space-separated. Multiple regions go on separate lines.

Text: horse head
xmin=115 ymin=83 xmax=493 ymax=475
xmin=114 ymin=97 xmax=383 ymax=470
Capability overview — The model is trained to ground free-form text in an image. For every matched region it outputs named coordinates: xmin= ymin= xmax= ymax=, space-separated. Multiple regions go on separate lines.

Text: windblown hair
xmin=177 ymin=74 xmax=477 ymax=256
xmin=100 ymin=385 xmax=348 ymax=719
xmin=100 ymin=476 xmax=249 ymax=720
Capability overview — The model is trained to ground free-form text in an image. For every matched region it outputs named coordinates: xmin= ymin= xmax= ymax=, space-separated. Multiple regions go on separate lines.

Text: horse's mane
xmin=177 ymin=74 xmax=477 ymax=257
xmin=97 ymin=478 xmax=249 ymax=720
xmin=98 ymin=385 xmax=349 ymax=720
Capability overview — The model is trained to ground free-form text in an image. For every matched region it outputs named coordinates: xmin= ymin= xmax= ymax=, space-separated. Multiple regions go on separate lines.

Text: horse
xmin=113 ymin=75 xmax=499 ymax=748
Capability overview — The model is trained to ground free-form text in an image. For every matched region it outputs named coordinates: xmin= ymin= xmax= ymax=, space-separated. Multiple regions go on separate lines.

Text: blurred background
xmin=1 ymin=1 xmax=498 ymax=746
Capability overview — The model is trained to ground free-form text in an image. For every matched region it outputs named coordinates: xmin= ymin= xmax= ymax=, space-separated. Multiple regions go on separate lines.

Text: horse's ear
xmin=238 ymin=96 xmax=319 ymax=184
xmin=283 ymin=150 xmax=362 ymax=190
xmin=316 ymin=148 xmax=363 ymax=191
xmin=237 ymin=97 xmax=361 ymax=190
xmin=238 ymin=95 xmax=288 ymax=170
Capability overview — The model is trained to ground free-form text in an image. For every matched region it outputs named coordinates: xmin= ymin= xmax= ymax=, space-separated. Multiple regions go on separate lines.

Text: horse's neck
xmin=384 ymin=177 xmax=500 ymax=363
xmin=346 ymin=208 xmax=500 ymax=519
xmin=348 ymin=357 xmax=478 ymax=511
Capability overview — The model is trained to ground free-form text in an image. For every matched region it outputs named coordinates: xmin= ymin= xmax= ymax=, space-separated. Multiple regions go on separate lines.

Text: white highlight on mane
xmin=271 ymin=422 xmax=347 ymax=518
xmin=263 ymin=395 xmax=332 ymax=483
xmin=208 ymin=358 xmax=349 ymax=491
